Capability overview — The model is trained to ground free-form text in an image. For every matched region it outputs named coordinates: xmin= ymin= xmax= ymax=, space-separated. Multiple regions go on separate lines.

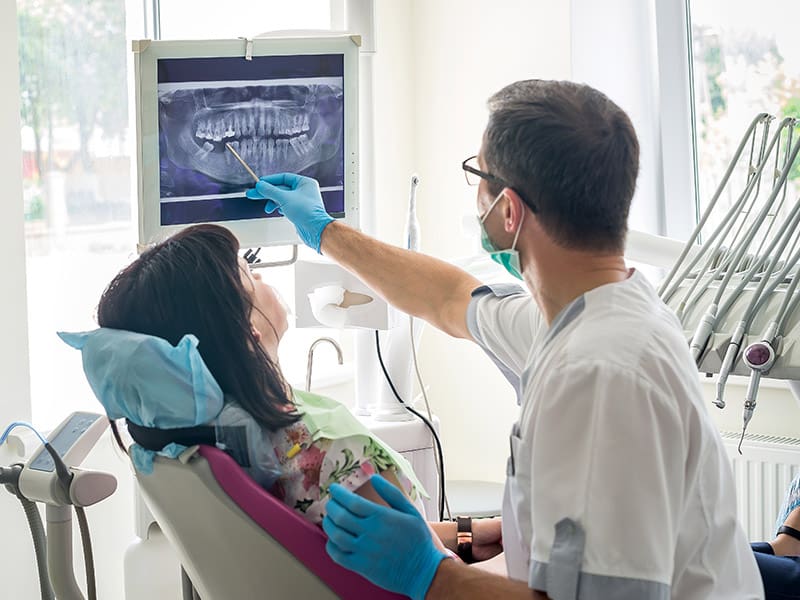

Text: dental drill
xmin=714 ymin=125 xmax=799 ymax=408
xmin=737 ymin=268 xmax=800 ymax=451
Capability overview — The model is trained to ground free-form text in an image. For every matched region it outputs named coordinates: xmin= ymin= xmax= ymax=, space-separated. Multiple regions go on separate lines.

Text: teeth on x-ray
xmin=159 ymin=84 xmax=343 ymax=185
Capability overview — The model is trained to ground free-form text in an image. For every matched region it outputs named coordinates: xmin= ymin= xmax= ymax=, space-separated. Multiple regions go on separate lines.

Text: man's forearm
xmin=427 ymin=558 xmax=547 ymax=599
xmin=319 ymin=221 xmax=480 ymax=339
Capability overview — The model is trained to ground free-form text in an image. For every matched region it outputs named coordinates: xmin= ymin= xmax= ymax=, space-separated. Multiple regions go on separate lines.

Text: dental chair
xmin=135 ymin=443 xmax=406 ymax=600
xmin=58 ymin=328 xmax=406 ymax=599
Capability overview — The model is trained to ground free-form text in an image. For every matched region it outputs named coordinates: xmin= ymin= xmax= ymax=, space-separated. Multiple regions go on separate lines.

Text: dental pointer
xmin=225 ymin=142 xmax=259 ymax=182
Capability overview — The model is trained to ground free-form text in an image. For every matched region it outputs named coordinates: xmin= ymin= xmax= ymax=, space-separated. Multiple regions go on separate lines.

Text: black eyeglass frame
xmin=461 ymin=155 xmax=507 ymax=187
xmin=461 ymin=155 xmax=537 ymax=213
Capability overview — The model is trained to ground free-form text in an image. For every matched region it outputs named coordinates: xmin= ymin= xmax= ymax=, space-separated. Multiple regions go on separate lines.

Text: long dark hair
xmin=97 ymin=224 xmax=299 ymax=432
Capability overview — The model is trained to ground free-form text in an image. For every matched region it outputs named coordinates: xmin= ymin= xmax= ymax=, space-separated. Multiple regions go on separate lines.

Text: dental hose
xmin=0 ymin=464 xmax=55 ymax=600
xmin=664 ymin=117 xmax=777 ymax=308
xmin=659 ymin=113 xmax=770 ymax=297
xmin=687 ymin=133 xmax=800 ymax=363
xmin=21 ymin=495 xmax=55 ymax=600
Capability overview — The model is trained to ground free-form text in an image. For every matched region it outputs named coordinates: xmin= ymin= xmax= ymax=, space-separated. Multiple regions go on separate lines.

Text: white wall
xmin=0 ymin=3 xmax=38 ymax=598
xmin=367 ymin=0 xmax=572 ymax=483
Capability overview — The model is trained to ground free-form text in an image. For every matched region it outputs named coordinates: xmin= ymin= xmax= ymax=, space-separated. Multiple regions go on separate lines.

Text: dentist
xmin=247 ymin=80 xmax=764 ymax=599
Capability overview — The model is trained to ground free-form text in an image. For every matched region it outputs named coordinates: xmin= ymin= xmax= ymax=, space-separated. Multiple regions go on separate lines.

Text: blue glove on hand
xmin=322 ymin=476 xmax=448 ymax=600
xmin=245 ymin=172 xmax=334 ymax=253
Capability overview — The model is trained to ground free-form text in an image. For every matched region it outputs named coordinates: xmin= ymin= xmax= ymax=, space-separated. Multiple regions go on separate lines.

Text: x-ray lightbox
xmin=132 ymin=35 xmax=360 ymax=249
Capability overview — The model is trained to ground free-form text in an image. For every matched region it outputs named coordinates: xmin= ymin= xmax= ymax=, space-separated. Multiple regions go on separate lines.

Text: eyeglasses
xmin=461 ymin=155 xmax=537 ymax=213
xmin=461 ymin=155 xmax=507 ymax=187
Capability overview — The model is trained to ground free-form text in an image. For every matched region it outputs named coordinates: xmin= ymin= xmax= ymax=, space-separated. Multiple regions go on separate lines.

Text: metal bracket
xmin=248 ymin=245 xmax=299 ymax=269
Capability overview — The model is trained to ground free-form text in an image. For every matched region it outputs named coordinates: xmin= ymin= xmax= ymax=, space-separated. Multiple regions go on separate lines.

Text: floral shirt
xmin=270 ymin=419 xmax=418 ymax=525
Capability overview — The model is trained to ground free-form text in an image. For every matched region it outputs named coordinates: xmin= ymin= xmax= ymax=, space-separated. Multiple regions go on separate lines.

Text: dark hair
xmin=483 ymin=79 xmax=639 ymax=253
xmin=97 ymin=224 xmax=299 ymax=432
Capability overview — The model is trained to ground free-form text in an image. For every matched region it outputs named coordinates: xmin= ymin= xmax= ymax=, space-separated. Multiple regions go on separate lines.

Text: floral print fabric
xmin=271 ymin=420 xmax=418 ymax=525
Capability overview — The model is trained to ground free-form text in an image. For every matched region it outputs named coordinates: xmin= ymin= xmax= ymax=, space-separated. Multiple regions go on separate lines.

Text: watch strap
xmin=456 ymin=516 xmax=473 ymax=563
xmin=778 ymin=524 xmax=800 ymax=542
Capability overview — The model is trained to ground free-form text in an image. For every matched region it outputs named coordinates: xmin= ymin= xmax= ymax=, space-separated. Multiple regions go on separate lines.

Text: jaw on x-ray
xmin=158 ymin=82 xmax=344 ymax=197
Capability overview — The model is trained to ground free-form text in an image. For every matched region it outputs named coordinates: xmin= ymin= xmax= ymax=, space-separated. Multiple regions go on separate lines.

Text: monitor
xmin=132 ymin=35 xmax=360 ymax=249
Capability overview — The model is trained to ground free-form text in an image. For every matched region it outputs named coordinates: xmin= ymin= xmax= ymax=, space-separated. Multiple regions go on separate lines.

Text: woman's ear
xmin=251 ymin=326 xmax=262 ymax=343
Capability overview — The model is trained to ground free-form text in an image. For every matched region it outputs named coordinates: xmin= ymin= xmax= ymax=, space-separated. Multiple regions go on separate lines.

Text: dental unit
xmin=0 ymin=414 xmax=116 ymax=600
xmin=660 ymin=112 xmax=800 ymax=451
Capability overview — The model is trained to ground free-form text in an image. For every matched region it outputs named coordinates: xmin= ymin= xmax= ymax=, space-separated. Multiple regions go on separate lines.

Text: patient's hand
xmin=472 ymin=517 xmax=503 ymax=561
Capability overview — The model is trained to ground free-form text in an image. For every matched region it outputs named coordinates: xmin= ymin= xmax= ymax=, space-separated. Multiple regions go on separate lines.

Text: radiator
xmin=721 ymin=431 xmax=800 ymax=541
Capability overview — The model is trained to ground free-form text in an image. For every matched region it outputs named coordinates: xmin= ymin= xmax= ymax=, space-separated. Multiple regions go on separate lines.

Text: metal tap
xmin=306 ymin=337 xmax=343 ymax=391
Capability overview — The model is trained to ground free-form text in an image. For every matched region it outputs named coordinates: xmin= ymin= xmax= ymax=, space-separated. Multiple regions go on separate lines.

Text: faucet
xmin=306 ymin=337 xmax=344 ymax=391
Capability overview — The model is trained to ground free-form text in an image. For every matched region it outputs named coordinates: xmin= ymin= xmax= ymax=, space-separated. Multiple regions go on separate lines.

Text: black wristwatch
xmin=456 ymin=516 xmax=474 ymax=563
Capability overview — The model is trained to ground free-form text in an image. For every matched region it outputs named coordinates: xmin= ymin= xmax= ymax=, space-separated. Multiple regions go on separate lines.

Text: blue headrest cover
xmin=58 ymin=328 xmax=224 ymax=428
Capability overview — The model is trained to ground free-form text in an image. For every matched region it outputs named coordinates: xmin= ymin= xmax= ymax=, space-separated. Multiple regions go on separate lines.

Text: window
xmin=18 ymin=0 xmax=335 ymax=428
xmin=689 ymin=0 xmax=800 ymax=225
xmin=18 ymin=0 xmax=141 ymax=428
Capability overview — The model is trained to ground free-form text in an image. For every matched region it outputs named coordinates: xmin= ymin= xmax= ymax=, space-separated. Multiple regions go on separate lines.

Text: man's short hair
xmin=483 ymin=80 xmax=639 ymax=253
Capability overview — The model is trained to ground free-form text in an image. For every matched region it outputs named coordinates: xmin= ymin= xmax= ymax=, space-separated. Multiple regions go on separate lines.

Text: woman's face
xmin=239 ymin=257 xmax=289 ymax=351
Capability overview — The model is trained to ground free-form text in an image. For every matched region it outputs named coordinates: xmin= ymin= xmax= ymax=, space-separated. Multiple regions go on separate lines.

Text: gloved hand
xmin=323 ymin=475 xmax=448 ymax=600
xmin=245 ymin=172 xmax=334 ymax=253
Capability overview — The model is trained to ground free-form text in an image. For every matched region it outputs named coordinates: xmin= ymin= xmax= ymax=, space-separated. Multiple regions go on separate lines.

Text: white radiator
xmin=721 ymin=431 xmax=800 ymax=541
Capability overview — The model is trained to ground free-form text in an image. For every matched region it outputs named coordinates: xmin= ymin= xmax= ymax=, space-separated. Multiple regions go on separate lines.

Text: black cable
xmin=374 ymin=330 xmax=447 ymax=521
xmin=75 ymin=506 xmax=97 ymax=600
xmin=44 ymin=442 xmax=97 ymax=599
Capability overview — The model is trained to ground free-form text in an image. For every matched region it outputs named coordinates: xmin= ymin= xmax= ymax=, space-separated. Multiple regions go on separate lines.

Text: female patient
xmin=91 ymin=223 xmax=503 ymax=567
xmin=95 ymin=223 xmax=418 ymax=524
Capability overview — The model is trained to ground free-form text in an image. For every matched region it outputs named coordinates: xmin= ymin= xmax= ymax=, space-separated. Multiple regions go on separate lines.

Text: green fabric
xmin=293 ymin=388 xmax=428 ymax=497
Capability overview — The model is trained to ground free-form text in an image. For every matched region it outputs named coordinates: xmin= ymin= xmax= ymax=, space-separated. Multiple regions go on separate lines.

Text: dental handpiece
xmin=225 ymin=142 xmax=259 ymax=182
xmin=738 ymin=340 xmax=776 ymax=454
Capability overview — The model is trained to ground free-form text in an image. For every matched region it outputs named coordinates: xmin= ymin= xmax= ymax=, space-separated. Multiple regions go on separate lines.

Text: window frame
xmin=570 ymin=0 xmax=699 ymax=245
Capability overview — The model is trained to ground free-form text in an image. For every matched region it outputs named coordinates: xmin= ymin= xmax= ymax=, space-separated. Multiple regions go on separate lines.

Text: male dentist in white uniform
xmin=247 ymin=80 xmax=764 ymax=599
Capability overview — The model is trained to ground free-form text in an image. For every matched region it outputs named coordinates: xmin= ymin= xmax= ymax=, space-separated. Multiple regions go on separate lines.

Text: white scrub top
xmin=466 ymin=270 xmax=763 ymax=600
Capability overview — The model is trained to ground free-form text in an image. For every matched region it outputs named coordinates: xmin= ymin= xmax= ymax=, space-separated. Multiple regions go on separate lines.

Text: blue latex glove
xmin=323 ymin=475 xmax=448 ymax=600
xmin=245 ymin=172 xmax=334 ymax=253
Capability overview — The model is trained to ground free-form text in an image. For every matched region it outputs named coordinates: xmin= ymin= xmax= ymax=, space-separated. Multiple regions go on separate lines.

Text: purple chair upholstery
xmin=197 ymin=445 xmax=407 ymax=600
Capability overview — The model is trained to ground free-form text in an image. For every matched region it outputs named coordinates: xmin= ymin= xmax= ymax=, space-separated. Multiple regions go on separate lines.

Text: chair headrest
xmin=59 ymin=328 xmax=224 ymax=428
xmin=59 ymin=328 xmax=225 ymax=474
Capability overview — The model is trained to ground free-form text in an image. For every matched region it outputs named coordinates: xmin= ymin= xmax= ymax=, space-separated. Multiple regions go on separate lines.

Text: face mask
xmin=478 ymin=192 xmax=525 ymax=280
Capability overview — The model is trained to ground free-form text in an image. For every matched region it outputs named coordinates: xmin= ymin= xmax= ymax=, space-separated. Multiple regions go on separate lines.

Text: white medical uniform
xmin=466 ymin=270 xmax=763 ymax=600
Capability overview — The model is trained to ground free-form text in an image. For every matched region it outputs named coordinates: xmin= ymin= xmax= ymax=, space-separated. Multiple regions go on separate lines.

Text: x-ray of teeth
xmin=158 ymin=82 xmax=344 ymax=198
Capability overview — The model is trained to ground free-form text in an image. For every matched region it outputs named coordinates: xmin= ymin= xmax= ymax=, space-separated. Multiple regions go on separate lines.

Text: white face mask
xmin=477 ymin=192 xmax=525 ymax=280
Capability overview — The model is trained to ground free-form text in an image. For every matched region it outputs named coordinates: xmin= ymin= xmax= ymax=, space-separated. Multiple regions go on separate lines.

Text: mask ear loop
xmin=510 ymin=200 xmax=526 ymax=251
xmin=480 ymin=190 xmax=505 ymax=223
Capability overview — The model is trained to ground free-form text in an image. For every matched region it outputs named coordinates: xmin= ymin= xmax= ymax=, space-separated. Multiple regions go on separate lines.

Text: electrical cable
xmin=75 ymin=506 xmax=97 ymax=600
xmin=375 ymin=330 xmax=446 ymax=521
xmin=0 ymin=421 xmax=49 ymax=446
xmin=409 ymin=316 xmax=451 ymax=520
